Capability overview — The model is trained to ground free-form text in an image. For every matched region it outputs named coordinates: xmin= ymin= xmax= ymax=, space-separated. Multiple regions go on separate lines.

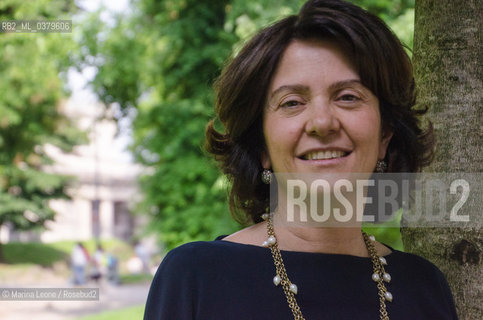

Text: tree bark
xmin=402 ymin=1 xmax=482 ymax=319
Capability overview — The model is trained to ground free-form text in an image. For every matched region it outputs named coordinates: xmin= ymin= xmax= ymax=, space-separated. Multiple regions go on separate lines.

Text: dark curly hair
xmin=205 ymin=0 xmax=434 ymax=224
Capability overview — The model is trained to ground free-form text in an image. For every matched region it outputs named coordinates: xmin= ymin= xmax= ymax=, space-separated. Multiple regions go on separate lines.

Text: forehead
xmin=268 ymin=39 xmax=359 ymax=90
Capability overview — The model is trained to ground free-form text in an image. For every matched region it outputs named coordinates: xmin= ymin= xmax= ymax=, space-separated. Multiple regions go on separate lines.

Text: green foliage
xmin=350 ymin=0 xmax=414 ymax=49
xmin=73 ymin=9 xmax=147 ymax=113
xmin=0 ymin=1 xmax=85 ymax=236
xmin=0 ymin=167 xmax=72 ymax=230
xmin=226 ymin=0 xmax=305 ymax=39
xmin=77 ymin=0 xmax=415 ymax=251
xmin=132 ymin=0 xmax=243 ymax=250
xmin=363 ymin=210 xmax=404 ymax=251
xmin=389 ymin=7 xmax=414 ymax=50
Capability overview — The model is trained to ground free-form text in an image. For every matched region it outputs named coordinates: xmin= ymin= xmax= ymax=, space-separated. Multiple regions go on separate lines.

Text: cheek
xmin=264 ymin=117 xmax=301 ymax=158
xmin=346 ymin=111 xmax=382 ymax=146
xmin=273 ymin=123 xmax=300 ymax=146
xmin=266 ymin=129 xmax=293 ymax=154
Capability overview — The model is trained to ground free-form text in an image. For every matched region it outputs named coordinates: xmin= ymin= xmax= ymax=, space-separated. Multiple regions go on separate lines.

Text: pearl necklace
xmin=261 ymin=213 xmax=393 ymax=320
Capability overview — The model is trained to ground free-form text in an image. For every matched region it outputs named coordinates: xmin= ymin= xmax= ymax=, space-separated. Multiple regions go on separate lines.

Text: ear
xmin=261 ymin=149 xmax=271 ymax=169
xmin=378 ymin=129 xmax=393 ymax=159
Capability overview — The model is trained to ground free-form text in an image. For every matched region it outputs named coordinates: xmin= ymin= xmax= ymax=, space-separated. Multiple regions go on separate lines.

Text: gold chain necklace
xmin=261 ymin=213 xmax=392 ymax=320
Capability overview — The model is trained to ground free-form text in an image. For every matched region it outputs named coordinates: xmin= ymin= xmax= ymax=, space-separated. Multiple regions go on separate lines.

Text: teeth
xmin=306 ymin=150 xmax=346 ymax=160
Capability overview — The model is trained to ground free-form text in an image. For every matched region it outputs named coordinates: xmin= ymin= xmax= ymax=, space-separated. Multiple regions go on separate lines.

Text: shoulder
xmin=388 ymin=250 xmax=458 ymax=318
xmin=145 ymin=240 xmax=236 ymax=319
xmin=390 ymin=250 xmax=446 ymax=277
xmin=222 ymin=222 xmax=267 ymax=246
xmin=160 ymin=241 xmax=216 ymax=265
xmin=160 ymin=239 xmax=244 ymax=265
xmin=153 ymin=241 xmax=219 ymax=278
xmin=154 ymin=239 xmax=265 ymax=278
xmin=389 ymin=249 xmax=450 ymax=286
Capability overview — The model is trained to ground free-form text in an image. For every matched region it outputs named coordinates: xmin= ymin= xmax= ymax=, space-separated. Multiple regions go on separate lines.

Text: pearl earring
xmin=376 ymin=160 xmax=387 ymax=173
xmin=261 ymin=169 xmax=272 ymax=184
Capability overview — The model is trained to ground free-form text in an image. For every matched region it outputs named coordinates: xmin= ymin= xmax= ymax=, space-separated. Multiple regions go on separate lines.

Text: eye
xmin=280 ymin=100 xmax=303 ymax=108
xmin=278 ymin=95 xmax=306 ymax=109
xmin=338 ymin=94 xmax=360 ymax=102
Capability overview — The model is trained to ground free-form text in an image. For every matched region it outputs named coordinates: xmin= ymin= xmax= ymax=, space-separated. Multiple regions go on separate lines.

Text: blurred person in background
xmin=90 ymin=244 xmax=106 ymax=283
xmin=135 ymin=240 xmax=151 ymax=273
xmin=71 ymin=242 xmax=89 ymax=285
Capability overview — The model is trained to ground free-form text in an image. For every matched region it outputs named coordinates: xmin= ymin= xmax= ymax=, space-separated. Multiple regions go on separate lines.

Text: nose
xmin=304 ymin=100 xmax=341 ymax=137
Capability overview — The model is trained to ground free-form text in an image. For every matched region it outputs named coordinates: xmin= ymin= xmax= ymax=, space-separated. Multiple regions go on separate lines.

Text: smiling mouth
xmin=301 ymin=150 xmax=350 ymax=160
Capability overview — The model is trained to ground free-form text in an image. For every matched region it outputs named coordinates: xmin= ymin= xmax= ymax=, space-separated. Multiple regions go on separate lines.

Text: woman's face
xmin=262 ymin=39 xmax=392 ymax=174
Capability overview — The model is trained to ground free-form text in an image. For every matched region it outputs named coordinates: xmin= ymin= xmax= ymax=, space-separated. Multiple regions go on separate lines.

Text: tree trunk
xmin=402 ymin=1 xmax=482 ymax=319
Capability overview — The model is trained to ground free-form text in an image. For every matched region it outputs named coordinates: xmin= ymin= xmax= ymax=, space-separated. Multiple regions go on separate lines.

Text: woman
xmin=144 ymin=0 xmax=458 ymax=319
xmin=71 ymin=242 xmax=89 ymax=285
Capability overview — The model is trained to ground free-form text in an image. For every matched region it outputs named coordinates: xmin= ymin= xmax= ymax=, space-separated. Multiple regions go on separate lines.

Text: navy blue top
xmin=144 ymin=236 xmax=458 ymax=320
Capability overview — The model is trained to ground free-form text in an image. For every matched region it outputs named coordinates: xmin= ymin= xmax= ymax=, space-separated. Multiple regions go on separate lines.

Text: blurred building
xmin=1 ymin=97 xmax=144 ymax=243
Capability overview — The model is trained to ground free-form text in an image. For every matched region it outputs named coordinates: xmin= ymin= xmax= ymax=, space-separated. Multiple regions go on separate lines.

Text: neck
xmin=272 ymin=214 xmax=367 ymax=256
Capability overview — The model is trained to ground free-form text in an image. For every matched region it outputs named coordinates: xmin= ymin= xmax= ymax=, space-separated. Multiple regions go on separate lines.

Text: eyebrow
xmin=269 ymin=79 xmax=363 ymax=99
xmin=269 ymin=85 xmax=310 ymax=99
xmin=328 ymin=79 xmax=363 ymax=91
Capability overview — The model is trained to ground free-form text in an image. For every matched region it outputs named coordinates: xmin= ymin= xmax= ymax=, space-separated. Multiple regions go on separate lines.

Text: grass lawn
xmin=0 ymin=240 xmax=155 ymax=285
xmin=1 ymin=239 xmax=134 ymax=267
xmin=119 ymin=273 xmax=153 ymax=284
xmin=76 ymin=305 xmax=145 ymax=320
xmin=49 ymin=239 xmax=135 ymax=263
xmin=1 ymin=242 xmax=68 ymax=266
